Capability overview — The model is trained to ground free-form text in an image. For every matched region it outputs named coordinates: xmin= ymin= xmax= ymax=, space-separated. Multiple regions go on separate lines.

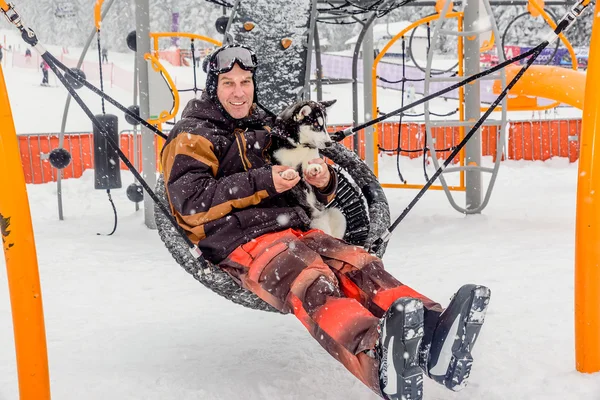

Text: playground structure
xmin=41 ymin=0 xmax=589 ymax=222
xmin=1 ymin=0 xmax=600 ymax=399
xmin=367 ymin=0 xmax=586 ymax=215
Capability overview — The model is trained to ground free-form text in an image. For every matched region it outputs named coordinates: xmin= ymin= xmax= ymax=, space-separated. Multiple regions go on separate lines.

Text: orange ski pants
xmin=219 ymin=228 xmax=441 ymax=395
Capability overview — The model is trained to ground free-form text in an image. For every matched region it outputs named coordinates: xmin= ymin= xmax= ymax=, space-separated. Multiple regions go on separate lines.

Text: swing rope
xmin=96 ymin=32 xmax=106 ymax=114
xmin=95 ymin=17 xmax=118 ymax=236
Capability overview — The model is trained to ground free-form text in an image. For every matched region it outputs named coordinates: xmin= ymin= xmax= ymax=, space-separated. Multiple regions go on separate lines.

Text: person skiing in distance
xmin=40 ymin=60 xmax=50 ymax=86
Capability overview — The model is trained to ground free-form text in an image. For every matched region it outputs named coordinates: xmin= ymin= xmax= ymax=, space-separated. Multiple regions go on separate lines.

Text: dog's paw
xmin=280 ymin=169 xmax=299 ymax=180
xmin=305 ymin=163 xmax=323 ymax=177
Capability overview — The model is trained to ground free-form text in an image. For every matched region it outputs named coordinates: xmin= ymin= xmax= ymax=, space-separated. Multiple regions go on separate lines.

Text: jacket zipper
xmin=234 ymin=129 xmax=252 ymax=171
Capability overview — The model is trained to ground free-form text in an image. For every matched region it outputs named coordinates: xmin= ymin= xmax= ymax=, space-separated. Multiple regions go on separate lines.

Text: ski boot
xmin=376 ymin=297 xmax=425 ymax=400
xmin=423 ymin=284 xmax=491 ymax=391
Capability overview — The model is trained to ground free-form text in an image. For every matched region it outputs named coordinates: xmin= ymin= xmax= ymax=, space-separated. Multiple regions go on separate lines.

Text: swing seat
xmin=155 ymin=143 xmax=390 ymax=312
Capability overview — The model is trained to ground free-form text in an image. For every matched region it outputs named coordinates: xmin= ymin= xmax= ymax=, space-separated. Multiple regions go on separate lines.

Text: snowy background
xmin=1 ymin=5 xmax=600 ymax=400
xmin=0 ymin=0 xmax=593 ymax=54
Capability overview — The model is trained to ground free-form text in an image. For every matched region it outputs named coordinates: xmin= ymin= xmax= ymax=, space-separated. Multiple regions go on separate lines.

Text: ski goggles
xmin=210 ymin=45 xmax=258 ymax=74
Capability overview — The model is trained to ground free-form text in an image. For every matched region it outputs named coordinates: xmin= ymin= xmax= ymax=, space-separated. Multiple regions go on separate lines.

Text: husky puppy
xmin=268 ymin=100 xmax=347 ymax=239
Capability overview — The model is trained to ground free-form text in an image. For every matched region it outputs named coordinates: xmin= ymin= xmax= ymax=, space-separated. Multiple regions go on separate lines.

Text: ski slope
xmin=1 ymin=38 xmax=599 ymax=400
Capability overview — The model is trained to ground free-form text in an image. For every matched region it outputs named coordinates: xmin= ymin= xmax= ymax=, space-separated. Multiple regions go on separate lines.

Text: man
xmin=160 ymin=44 xmax=491 ymax=400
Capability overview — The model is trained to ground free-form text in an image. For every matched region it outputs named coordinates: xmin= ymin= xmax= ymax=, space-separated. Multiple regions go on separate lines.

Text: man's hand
xmin=272 ymin=165 xmax=301 ymax=193
xmin=304 ymin=158 xmax=330 ymax=190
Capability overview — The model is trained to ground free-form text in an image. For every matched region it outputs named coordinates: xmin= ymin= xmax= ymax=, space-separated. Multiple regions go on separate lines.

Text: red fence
xmin=507 ymin=119 xmax=580 ymax=162
xmin=16 ymin=119 xmax=581 ymax=185
xmin=18 ymin=132 xmax=162 ymax=185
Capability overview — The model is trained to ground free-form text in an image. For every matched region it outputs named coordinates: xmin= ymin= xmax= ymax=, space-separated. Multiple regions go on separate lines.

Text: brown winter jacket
xmin=160 ymin=94 xmax=338 ymax=263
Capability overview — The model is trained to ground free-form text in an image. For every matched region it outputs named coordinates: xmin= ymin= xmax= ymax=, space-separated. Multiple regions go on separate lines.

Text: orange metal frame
xmin=575 ymin=0 xmax=600 ymax=374
xmin=145 ymin=32 xmax=221 ymax=128
xmin=94 ymin=0 xmax=104 ymax=30
xmin=144 ymin=52 xmax=180 ymax=125
xmin=371 ymin=12 xmax=466 ymax=191
xmin=0 ymin=33 xmax=51 ymax=400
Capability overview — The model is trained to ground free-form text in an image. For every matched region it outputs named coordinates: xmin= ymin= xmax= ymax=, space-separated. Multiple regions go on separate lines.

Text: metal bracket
xmin=1 ymin=2 xmax=22 ymax=28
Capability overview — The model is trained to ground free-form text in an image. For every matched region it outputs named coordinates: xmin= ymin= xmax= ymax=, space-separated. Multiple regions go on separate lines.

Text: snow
xmin=2 ymin=33 xmax=600 ymax=400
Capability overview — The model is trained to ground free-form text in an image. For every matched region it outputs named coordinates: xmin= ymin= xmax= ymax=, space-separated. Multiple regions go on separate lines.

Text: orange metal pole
xmin=94 ymin=0 xmax=104 ymax=30
xmin=457 ymin=15 xmax=466 ymax=189
xmin=575 ymin=0 xmax=600 ymax=373
xmin=0 ymin=66 xmax=51 ymax=395
xmin=149 ymin=32 xmax=222 ymax=46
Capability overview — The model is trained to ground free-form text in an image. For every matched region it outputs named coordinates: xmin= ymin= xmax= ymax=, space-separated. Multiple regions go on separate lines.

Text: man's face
xmin=216 ymin=64 xmax=254 ymax=119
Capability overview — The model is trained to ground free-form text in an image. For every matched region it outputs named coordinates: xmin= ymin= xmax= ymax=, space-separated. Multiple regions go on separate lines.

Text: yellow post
xmin=0 ymin=64 xmax=51 ymax=396
xmin=575 ymin=0 xmax=600 ymax=373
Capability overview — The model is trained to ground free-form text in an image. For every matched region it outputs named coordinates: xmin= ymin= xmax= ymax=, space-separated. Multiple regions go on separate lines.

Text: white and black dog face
xmin=268 ymin=99 xmax=347 ymax=240
xmin=273 ymin=100 xmax=337 ymax=149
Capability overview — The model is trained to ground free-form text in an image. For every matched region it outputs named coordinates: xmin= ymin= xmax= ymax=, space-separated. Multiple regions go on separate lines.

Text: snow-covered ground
xmin=1 ymin=30 xmax=599 ymax=400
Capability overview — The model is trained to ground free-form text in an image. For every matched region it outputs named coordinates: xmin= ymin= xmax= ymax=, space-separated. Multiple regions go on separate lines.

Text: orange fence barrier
xmin=334 ymin=122 xmax=501 ymax=163
xmin=507 ymin=119 xmax=581 ymax=162
xmin=375 ymin=123 xmax=499 ymax=163
xmin=17 ymin=132 xmax=161 ymax=185
xmin=16 ymin=119 xmax=582 ymax=185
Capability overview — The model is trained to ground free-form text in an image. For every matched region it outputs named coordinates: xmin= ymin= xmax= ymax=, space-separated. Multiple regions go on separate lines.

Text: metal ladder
xmin=424 ymin=0 xmax=508 ymax=214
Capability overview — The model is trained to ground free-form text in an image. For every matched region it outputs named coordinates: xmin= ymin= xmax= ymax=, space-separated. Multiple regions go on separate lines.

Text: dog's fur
xmin=267 ymin=100 xmax=347 ymax=239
